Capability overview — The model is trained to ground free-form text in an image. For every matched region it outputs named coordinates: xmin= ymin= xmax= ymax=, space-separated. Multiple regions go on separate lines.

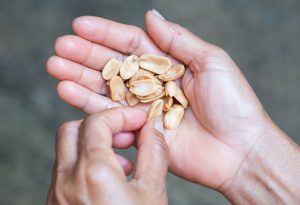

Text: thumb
xmin=145 ymin=9 xmax=234 ymax=72
xmin=133 ymin=115 xmax=169 ymax=188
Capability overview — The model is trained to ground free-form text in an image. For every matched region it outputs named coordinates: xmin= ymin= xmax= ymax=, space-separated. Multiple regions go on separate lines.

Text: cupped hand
xmin=47 ymin=10 xmax=271 ymax=190
xmin=47 ymin=107 xmax=168 ymax=205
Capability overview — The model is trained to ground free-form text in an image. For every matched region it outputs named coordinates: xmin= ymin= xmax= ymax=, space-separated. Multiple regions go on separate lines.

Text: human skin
xmin=47 ymin=10 xmax=300 ymax=204
xmin=47 ymin=108 xmax=169 ymax=205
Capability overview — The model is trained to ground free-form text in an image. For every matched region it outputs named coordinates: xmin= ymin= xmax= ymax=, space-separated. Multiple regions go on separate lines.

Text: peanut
xmin=102 ymin=58 xmax=122 ymax=80
xmin=174 ymin=88 xmax=189 ymax=109
xmin=129 ymin=79 xmax=161 ymax=96
xmin=139 ymin=54 xmax=171 ymax=74
xmin=164 ymin=104 xmax=184 ymax=129
xmin=109 ymin=76 xmax=125 ymax=101
xmin=163 ymin=96 xmax=173 ymax=112
xmin=139 ymin=88 xmax=166 ymax=103
xmin=128 ymin=69 xmax=162 ymax=86
xmin=125 ymin=91 xmax=139 ymax=107
xmin=158 ymin=64 xmax=185 ymax=81
xmin=120 ymin=55 xmax=139 ymax=80
xmin=165 ymin=81 xmax=178 ymax=97
xmin=147 ymin=99 xmax=164 ymax=121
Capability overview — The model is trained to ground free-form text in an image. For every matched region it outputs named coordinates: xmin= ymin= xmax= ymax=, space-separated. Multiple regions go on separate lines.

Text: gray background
xmin=0 ymin=0 xmax=299 ymax=204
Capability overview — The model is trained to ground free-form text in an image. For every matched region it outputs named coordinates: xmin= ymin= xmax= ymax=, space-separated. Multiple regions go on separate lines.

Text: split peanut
xmin=102 ymin=54 xmax=189 ymax=129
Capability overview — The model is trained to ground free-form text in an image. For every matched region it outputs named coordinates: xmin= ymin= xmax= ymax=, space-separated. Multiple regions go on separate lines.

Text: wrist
xmin=221 ymin=121 xmax=300 ymax=205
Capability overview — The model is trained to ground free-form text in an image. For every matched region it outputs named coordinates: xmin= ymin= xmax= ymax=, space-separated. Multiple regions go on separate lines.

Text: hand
xmin=46 ymin=107 xmax=169 ymax=205
xmin=47 ymin=10 xmax=300 ymax=200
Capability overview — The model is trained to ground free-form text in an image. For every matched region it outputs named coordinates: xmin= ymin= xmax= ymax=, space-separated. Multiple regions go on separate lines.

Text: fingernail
xmin=152 ymin=9 xmax=166 ymax=20
xmin=154 ymin=115 xmax=164 ymax=135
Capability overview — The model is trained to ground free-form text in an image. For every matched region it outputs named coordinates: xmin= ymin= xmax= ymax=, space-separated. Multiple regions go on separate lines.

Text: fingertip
xmin=145 ymin=9 xmax=164 ymax=22
xmin=145 ymin=10 xmax=153 ymax=21
xmin=57 ymin=81 xmax=78 ymax=102
xmin=72 ymin=16 xmax=102 ymax=39
xmin=73 ymin=16 xmax=93 ymax=34
xmin=46 ymin=56 xmax=68 ymax=79
xmin=46 ymin=55 xmax=58 ymax=76
xmin=55 ymin=35 xmax=79 ymax=57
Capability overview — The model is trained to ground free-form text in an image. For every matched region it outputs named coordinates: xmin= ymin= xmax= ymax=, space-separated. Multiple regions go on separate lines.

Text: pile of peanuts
xmin=102 ymin=54 xmax=188 ymax=129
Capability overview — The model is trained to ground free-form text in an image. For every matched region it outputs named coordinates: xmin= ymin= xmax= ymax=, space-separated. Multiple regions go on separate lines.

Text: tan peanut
xmin=102 ymin=58 xmax=122 ymax=80
xmin=139 ymin=88 xmax=166 ymax=103
xmin=163 ymin=96 xmax=173 ymax=112
xmin=125 ymin=92 xmax=139 ymax=106
xmin=164 ymin=104 xmax=184 ymax=129
xmin=128 ymin=69 xmax=162 ymax=86
xmin=120 ymin=55 xmax=139 ymax=80
xmin=174 ymin=88 xmax=189 ymax=108
xmin=139 ymin=54 xmax=171 ymax=74
xmin=158 ymin=64 xmax=185 ymax=81
xmin=129 ymin=79 xmax=161 ymax=96
xmin=165 ymin=81 xmax=178 ymax=97
xmin=109 ymin=76 xmax=125 ymax=101
xmin=147 ymin=99 xmax=164 ymax=121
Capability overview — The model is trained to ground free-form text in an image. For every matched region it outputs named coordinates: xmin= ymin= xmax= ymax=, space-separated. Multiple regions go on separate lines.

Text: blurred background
xmin=0 ymin=0 xmax=299 ymax=204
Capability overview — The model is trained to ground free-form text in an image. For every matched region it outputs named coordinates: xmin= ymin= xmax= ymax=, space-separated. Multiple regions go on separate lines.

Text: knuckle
xmin=83 ymin=113 xmax=109 ymax=129
xmin=86 ymin=162 xmax=112 ymax=183
xmin=125 ymin=26 xmax=143 ymax=54
xmin=207 ymin=46 xmax=229 ymax=59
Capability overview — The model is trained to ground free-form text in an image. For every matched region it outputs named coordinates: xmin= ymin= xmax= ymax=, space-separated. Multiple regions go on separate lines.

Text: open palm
xmin=47 ymin=11 xmax=270 ymax=190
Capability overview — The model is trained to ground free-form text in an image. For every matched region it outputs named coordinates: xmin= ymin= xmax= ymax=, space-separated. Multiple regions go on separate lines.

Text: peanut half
xmin=125 ymin=91 xmax=139 ymax=107
xmin=102 ymin=54 xmax=189 ymax=129
xmin=163 ymin=96 xmax=173 ymax=112
xmin=158 ymin=64 xmax=185 ymax=81
xmin=164 ymin=104 xmax=184 ymax=129
xmin=139 ymin=54 xmax=171 ymax=74
xmin=174 ymin=87 xmax=189 ymax=109
xmin=102 ymin=58 xmax=122 ymax=80
xmin=120 ymin=55 xmax=139 ymax=80
xmin=139 ymin=87 xmax=166 ymax=103
xmin=165 ymin=81 xmax=178 ymax=97
xmin=129 ymin=79 xmax=162 ymax=96
xmin=128 ymin=69 xmax=162 ymax=86
xmin=109 ymin=76 xmax=125 ymax=101
xmin=147 ymin=99 xmax=164 ymax=121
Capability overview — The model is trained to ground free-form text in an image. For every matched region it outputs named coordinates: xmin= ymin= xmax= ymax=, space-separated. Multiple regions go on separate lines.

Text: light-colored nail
xmin=152 ymin=9 xmax=166 ymax=20
xmin=154 ymin=115 xmax=164 ymax=135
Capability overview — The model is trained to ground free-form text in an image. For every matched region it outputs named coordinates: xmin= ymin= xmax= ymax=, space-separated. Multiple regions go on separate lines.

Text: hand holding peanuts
xmin=47 ymin=10 xmax=300 ymax=204
xmin=103 ymin=54 xmax=188 ymax=129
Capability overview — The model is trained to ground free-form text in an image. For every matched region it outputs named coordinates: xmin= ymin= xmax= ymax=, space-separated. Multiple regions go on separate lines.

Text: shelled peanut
xmin=102 ymin=54 xmax=188 ymax=129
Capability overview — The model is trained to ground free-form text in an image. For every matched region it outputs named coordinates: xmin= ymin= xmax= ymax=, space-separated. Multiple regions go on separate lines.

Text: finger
xmin=76 ymin=108 xmax=146 ymax=185
xmin=57 ymin=81 xmax=121 ymax=114
xmin=79 ymin=107 xmax=146 ymax=154
xmin=47 ymin=56 xmax=108 ymax=94
xmin=113 ymin=132 xmax=135 ymax=149
xmin=55 ymin=120 xmax=81 ymax=171
xmin=133 ymin=116 xmax=169 ymax=189
xmin=55 ymin=35 xmax=125 ymax=70
xmin=72 ymin=16 xmax=164 ymax=56
xmin=116 ymin=154 xmax=134 ymax=176
xmin=145 ymin=10 xmax=232 ymax=72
